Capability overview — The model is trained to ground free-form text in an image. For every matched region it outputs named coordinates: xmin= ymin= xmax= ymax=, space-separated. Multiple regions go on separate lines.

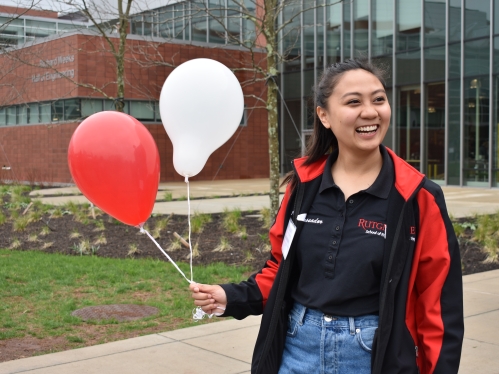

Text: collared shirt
xmin=291 ymin=146 xmax=394 ymax=316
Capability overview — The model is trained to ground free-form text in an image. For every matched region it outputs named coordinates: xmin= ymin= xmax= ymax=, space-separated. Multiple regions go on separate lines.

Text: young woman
xmin=190 ymin=59 xmax=464 ymax=374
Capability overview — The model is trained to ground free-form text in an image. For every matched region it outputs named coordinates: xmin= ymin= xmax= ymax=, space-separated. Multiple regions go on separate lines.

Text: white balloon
xmin=159 ymin=58 xmax=244 ymax=178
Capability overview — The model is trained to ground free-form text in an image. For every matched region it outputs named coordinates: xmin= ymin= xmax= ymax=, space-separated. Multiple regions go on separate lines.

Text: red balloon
xmin=68 ymin=111 xmax=160 ymax=227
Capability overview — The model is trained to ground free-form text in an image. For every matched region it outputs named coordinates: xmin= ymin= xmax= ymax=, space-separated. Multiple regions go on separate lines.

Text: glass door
xmin=397 ymin=86 xmax=421 ymax=170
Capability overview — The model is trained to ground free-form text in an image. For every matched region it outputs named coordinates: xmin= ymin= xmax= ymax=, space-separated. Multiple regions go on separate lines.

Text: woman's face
xmin=317 ymin=69 xmax=391 ymax=156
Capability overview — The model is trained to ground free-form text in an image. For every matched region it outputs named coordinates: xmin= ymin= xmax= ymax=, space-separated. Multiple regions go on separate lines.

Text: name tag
xmin=282 ymin=220 xmax=296 ymax=260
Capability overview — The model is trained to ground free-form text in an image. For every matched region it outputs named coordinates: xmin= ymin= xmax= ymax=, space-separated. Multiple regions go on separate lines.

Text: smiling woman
xmin=190 ymin=59 xmax=464 ymax=374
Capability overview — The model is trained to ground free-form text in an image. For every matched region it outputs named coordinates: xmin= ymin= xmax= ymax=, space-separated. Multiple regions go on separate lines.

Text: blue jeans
xmin=278 ymin=302 xmax=378 ymax=374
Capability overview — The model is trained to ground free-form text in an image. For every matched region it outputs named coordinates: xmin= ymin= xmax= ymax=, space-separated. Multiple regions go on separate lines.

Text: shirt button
xmin=332 ymin=241 xmax=337 ymax=245
xmin=328 ymin=255 xmax=333 ymax=260
xmin=324 ymin=315 xmax=333 ymax=322
xmin=349 ymin=199 xmax=354 ymax=204
xmin=335 ymin=226 xmax=340 ymax=231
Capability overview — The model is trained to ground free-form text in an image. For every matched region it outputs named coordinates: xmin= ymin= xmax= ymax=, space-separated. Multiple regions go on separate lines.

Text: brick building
xmin=0 ymin=6 xmax=269 ymax=184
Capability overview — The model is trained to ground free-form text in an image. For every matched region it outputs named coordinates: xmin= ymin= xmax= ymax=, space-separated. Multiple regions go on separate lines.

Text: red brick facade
xmin=0 ymin=32 xmax=269 ymax=184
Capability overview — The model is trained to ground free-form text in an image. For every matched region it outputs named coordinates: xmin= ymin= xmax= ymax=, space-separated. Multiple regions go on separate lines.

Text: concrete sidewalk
xmin=31 ymin=180 xmax=499 ymax=218
xmin=1 ymin=270 xmax=498 ymax=374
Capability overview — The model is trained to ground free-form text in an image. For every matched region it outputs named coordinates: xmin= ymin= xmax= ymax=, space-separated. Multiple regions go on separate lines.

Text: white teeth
xmin=357 ymin=125 xmax=378 ymax=132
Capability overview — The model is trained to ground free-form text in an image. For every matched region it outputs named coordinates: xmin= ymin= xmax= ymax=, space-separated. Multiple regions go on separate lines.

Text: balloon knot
xmin=139 ymin=227 xmax=145 ymax=234
xmin=184 ymin=176 xmax=189 ymax=183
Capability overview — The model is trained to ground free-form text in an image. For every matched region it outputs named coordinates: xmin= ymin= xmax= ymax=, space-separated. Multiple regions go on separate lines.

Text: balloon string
xmin=140 ymin=227 xmax=192 ymax=284
xmin=140 ymin=226 xmax=224 ymax=321
xmin=185 ymin=176 xmax=193 ymax=282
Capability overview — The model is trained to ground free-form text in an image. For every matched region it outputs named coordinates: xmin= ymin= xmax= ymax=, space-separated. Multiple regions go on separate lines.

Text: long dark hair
xmin=283 ymin=58 xmax=388 ymax=190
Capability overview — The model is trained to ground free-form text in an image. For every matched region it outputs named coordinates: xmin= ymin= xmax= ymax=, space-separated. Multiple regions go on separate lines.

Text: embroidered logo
xmin=410 ymin=226 xmax=416 ymax=242
xmin=358 ymin=218 xmax=387 ymax=239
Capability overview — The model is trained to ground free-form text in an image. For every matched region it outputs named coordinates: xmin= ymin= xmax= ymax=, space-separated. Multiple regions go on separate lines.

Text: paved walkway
xmin=30 ymin=180 xmax=499 ymax=218
xmin=2 ymin=180 xmax=497 ymax=373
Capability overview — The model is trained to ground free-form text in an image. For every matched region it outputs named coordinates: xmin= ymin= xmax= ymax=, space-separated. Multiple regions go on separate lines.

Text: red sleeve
xmin=407 ymin=187 xmax=463 ymax=374
xmin=255 ymin=183 xmax=293 ymax=307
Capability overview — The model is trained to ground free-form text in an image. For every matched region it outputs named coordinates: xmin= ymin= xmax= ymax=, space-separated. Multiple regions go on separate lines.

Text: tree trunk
xmin=114 ymin=6 xmax=128 ymax=112
xmin=263 ymin=0 xmax=280 ymax=219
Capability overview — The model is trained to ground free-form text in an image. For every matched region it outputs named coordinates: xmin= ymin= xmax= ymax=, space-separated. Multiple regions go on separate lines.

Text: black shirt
xmin=291 ymin=146 xmax=394 ymax=316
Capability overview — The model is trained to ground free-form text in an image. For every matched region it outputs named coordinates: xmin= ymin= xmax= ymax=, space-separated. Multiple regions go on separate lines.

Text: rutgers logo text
xmin=358 ymin=218 xmax=387 ymax=239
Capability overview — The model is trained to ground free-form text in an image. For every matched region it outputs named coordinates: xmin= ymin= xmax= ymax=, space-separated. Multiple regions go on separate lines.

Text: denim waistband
xmin=289 ymin=301 xmax=379 ymax=332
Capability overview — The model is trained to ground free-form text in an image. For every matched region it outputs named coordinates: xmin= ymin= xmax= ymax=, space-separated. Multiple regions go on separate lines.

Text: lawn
xmin=0 ymin=249 xmax=250 ymax=360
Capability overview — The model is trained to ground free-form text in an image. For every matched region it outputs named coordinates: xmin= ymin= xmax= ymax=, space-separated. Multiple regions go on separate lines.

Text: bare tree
xmin=137 ymin=0 xmax=343 ymax=218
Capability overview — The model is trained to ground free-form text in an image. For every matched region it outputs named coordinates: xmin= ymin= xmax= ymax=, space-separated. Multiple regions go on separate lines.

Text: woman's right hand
xmin=189 ymin=283 xmax=227 ymax=315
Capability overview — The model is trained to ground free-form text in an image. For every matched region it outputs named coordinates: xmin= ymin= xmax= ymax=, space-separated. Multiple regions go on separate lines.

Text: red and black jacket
xmin=220 ymin=146 xmax=464 ymax=374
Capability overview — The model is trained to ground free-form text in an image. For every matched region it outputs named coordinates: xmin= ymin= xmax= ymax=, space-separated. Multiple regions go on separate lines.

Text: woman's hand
xmin=189 ymin=283 xmax=227 ymax=315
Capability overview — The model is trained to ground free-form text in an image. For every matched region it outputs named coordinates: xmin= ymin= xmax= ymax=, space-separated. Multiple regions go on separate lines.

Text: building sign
xmin=31 ymin=54 xmax=76 ymax=83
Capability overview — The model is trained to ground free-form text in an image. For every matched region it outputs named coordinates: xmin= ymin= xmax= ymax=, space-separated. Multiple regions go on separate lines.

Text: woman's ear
xmin=316 ymin=106 xmax=330 ymax=129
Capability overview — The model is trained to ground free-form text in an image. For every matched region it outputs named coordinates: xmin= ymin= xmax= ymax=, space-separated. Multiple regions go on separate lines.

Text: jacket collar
xmin=292 ymin=145 xmax=424 ymax=202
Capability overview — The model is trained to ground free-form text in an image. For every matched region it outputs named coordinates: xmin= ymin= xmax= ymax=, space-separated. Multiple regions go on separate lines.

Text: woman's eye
xmin=348 ymin=99 xmax=360 ymax=104
xmin=374 ymin=97 xmax=386 ymax=102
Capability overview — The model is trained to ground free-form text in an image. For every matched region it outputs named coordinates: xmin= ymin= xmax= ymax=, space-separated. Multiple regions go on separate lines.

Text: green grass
xmin=0 ymin=249 xmax=250 ymax=342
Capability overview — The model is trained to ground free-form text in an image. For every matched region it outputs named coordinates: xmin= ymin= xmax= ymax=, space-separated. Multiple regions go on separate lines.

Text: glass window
xmin=40 ymin=103 xmax=51 ymax=123
xmin=449 ymin=0 xmax=461 ymax=43
xmin=154 ymin=102 xmax=161 ymax=121
xmin=383 ymin=88 xmax=394 ymax=149
xmin=396 ymin=0 xmax=421 ymax=51
xmin=191 ymin=0 xmax=208 ymax=42
xmin=464 ymin=0 xmax=490 ymax=40
xmin=174 ymin=4 xmax=186 ymax=40
xmin=303 ymin=0 xmax=315 ymax=69
xmin=424 ymin=0 xmax=446 ymax=47
xmin=449 ymin=42 xmax=461 ymax=79
xmin=158 ymin=7 xmax=174 ymax=38
xmin=18 ymin=105 xmax=27 ymax=125
xmin=282 ymin=99 xmax=302 ymax=173
xmin=464 ymin=38 xmax=490 ymax=77
xmin=130 ymin=101 xmax=155 ymax=121
xmin=353 ymin=0 xmax=369 ymax=57
xmin=143 ymin=14 xmax=154 ymax=36
xmin=317 ymin=0 xmax=325 ymax=68
xmin=52 ymin=101 xmax=63 ymax=122
xmin=448 ymin=79 xmax=461 ymax=185
xmin=495 ymin=36 xmax=499 ymax=73
xmin=0 ymin=17 xmax=24 ymax=46
xmin=396 ymin=50 xmax=421 ymax=85
xmin=397 ymin=86 xmax=421 ymax=170
xmin=495 ymin=0 xmax=499 ymax=35
xmin=463 ymin=76 xmax=490 ymax=186
xmin=373 ymin=55 xmax=393 ymax=86
xmin=82 ymin=99 xmax=103 ymax=117
xmin=6 ymin=106 xmax=16 ymax=125
xmin=343 ymin=0 xmax=351 ymax=58
xmin=425 ymin=46 xmax=445 ymax=82
xmin=104 ymin=100 xmax=129 ymax=113
xmin=227 ymin=2 xmax=241 ymax=44
xmin=131 ymin=16 xmax=143 ymax=35
xmin=372 ymin=0 xmax=393 ymax=57
xmin=282 ymin=72 xmax=301 ymax=99
xmin=209 ymin=0 xmax=226 ymax=44
xmin=425 ymin=82 xmax=446 ymax=181
xmin=282 ymin=0 xmax=301 ymax=72
xmin=326 ymin=0 xmax=342 ymax=65
xmin=57 ymin=22 xmax=84 ymax=32
xmin=25 ymin=20 xmax=56 ymax=38
xmin=28 ymin=103 xmax=40 ymax=124
xmin=0 ymin=108 xmax=5 ymax=126
xmin=242 ymin=0 xmax=256 ymax=47
xmin=64 ymin=99 xmax=81 ymax=120
xmin=493 ymin=75 xmax=499 ymax=186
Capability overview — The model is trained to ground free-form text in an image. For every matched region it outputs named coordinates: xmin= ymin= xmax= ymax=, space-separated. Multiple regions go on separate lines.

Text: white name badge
xmin=281 ymin=220 xmax=296 ymax=260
